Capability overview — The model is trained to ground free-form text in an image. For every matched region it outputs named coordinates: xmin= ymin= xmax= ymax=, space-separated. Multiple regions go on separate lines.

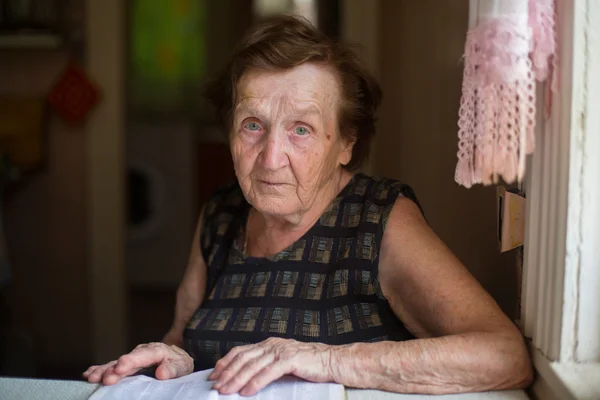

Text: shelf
xmin=0 ymin=33 xmax=62 ymax=49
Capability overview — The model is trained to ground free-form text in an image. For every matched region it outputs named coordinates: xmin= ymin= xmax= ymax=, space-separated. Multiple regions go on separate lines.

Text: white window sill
xmin=531 ymin=347 xmax=600 ymax=400
xmin=347 ymin=389 xmax=528 ymax=399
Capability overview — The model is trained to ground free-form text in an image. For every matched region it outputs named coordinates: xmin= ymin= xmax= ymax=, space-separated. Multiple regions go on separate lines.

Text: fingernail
xmin=212 ymin=381 xmax=222 ymax=390
xmin=219 ymin=384 xmax=230 ymax=393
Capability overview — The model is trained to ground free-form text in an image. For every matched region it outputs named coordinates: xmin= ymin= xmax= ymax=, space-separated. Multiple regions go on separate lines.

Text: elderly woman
xmin=84 ymin=16 xmax=532 ymax=396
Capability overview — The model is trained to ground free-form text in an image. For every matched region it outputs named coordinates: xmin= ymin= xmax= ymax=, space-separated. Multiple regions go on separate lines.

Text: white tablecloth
xmin=0 ymin=377 xmax=529 ymax=400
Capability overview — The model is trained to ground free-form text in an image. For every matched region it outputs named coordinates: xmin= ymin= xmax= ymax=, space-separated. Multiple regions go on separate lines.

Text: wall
xmin=1 ymin=0 xmax=129 ymax=373
xmin=126 ymin=122 xmax=196 ymax=288
xmin=1 ymin=49 xmax=91 ymax=375
xmin=87 ymin=0 xmax=128 ymax=364
xmin=374 ymin=0 xmax=518 ymax=317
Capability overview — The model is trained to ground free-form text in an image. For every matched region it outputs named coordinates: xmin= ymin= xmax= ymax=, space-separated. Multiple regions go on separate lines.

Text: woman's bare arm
xmin=328 ymin=197 xmax=533 ymax=394
xmin=163 ymin=209 xmax=207 ymax=345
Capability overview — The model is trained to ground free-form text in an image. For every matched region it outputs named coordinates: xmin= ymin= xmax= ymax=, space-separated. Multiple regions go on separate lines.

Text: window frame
xmin=521 ymin=0 xmax=600 ymax=398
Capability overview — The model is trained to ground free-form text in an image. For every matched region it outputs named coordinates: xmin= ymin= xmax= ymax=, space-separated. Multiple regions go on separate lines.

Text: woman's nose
xmin=259 ymin=131 xmax=289 ymax=171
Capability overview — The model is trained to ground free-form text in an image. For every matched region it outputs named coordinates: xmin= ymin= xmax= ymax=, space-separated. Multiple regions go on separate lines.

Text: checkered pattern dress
xmin=183 ymin=173 xmax=421 ymax=370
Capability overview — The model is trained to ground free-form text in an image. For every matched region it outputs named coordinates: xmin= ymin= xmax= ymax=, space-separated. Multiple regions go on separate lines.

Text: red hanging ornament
xmin=48 ymin=61 xmax=100 ymax=125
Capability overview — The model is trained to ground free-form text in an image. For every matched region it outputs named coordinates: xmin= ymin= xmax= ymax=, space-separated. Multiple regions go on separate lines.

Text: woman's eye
xmin=245 ymin=122 xmax=261 ymax=131
xmin=294 ymin=126 xmax=309 ymax=136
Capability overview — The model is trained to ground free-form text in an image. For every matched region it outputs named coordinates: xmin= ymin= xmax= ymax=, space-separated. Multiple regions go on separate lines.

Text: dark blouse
xmin=183 ymin=173 xmax=422 ymax=370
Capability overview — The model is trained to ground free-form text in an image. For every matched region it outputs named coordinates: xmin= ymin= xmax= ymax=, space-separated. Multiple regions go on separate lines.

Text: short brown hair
xmin=205 ymin=15 xmax=382 ymax=171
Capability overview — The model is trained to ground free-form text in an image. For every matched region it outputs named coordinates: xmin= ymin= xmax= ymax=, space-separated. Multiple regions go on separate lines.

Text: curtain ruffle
xmin=455 ymin=0 xmax=557 ymax=188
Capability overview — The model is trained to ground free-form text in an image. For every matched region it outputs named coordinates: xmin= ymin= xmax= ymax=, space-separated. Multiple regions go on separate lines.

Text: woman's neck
xmin=246 ymin=169 xmax=353 ymax=257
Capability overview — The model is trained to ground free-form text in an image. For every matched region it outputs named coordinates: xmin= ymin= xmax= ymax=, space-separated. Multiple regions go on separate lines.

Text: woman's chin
xmin=251 ymin=196 xmax=298 ymax=217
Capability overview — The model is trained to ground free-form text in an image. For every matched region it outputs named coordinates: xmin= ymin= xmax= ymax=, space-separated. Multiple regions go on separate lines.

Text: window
xmin=253 ymin=0 xmax=317 ymax=25
xmin=521 ymin=0 xmax=600 ymax=398
xmin=128 ymin=0 xmax=206 ymax=114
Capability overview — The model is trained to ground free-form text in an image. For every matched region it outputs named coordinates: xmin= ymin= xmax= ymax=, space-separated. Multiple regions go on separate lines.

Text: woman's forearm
xmin=171 ymin=282 xmax=204 ymax=332
xmin=169 ymin=255 xmax=206 ymax=334
xmin=169 ymin=214 xmax=207 ymax=335
xmin=329 ymin=332 xmax=533 ymax=394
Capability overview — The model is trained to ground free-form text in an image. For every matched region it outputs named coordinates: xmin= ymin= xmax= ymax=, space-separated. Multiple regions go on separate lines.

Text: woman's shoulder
xmin=203 ymin=181 xmax=246 ymax=222
xmin=199 ymin=182 xmax=247 ymax=258
xmin=349 ymin=173 xmax=421 ymax=209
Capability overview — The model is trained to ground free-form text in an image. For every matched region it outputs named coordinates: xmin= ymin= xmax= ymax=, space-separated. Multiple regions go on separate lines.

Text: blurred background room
xmin=0 ymin=0 xmax=519 ymax=380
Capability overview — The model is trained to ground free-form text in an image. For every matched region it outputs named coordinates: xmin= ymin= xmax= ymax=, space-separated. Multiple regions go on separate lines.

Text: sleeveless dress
xmin=183 ymin=173 xmax=423 ymax=370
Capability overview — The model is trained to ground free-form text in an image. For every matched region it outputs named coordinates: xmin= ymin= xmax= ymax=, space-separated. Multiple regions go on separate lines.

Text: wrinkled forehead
xmin=235 ymin=63 xmax=341 ymax=115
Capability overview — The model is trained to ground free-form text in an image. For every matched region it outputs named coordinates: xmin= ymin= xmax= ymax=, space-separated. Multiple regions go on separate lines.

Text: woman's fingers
xmin=114 ymin=343 xmax=168 ymax=375
xmin=239 ymin=364 xmax=288 ymax=397
xmin=83 ymin=342 xmax=194 ymax=385
xmin=159 ymin=344 xmax=194 ymax=379
xmin=101 ymin=365 xmax=124 ymax=386
xmin=86 ymin=361 xmax=117 ymax=383
xmin=216 ymin=353 xmax=278 ymax=395
xmin=153 ymin=346 xmax=194 ymax=380
xmin=213 ymin=346 xmax=265 ymax=388
xmin=210 ymin=338 xmax=333 ymax=395
xmin=212 ymin=338 xmax=296 ymax=395
xmin=155 ymin=362 xmax=177 ymax=380
xmin=82 ymin=365 xmax=97 ymax=378
xmin=208 ymin=344 xmax=250 ymax=380
xmin=155 ymin=357 xmax=192 ymax=380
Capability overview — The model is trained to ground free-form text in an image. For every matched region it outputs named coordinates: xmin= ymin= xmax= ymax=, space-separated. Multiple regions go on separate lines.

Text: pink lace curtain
xmin=455 ymin=0 xmax=557 ymax=188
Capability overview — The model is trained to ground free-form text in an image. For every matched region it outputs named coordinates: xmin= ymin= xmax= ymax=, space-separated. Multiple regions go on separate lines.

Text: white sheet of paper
xmin=89 ymin=369 xmax=345 ymax=400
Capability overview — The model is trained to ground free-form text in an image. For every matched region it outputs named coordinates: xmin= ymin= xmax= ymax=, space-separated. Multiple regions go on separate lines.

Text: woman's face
xmin=230 ymin=63 xmax=353 ymax=218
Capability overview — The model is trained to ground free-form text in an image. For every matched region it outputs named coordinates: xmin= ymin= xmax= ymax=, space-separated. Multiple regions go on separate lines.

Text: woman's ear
xmin=338 ymin=134 xmax=355 ymax=166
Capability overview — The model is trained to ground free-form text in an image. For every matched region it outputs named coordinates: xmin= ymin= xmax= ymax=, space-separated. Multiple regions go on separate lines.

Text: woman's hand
xmin=83 ymin=342 xmax=193 ymax=385
xmin=208 ymin=337 xmax=333 ymax=396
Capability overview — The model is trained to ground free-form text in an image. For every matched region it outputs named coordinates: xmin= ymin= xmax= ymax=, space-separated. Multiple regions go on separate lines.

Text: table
xmin=0 ymin=377 xmax=529 ymax=399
